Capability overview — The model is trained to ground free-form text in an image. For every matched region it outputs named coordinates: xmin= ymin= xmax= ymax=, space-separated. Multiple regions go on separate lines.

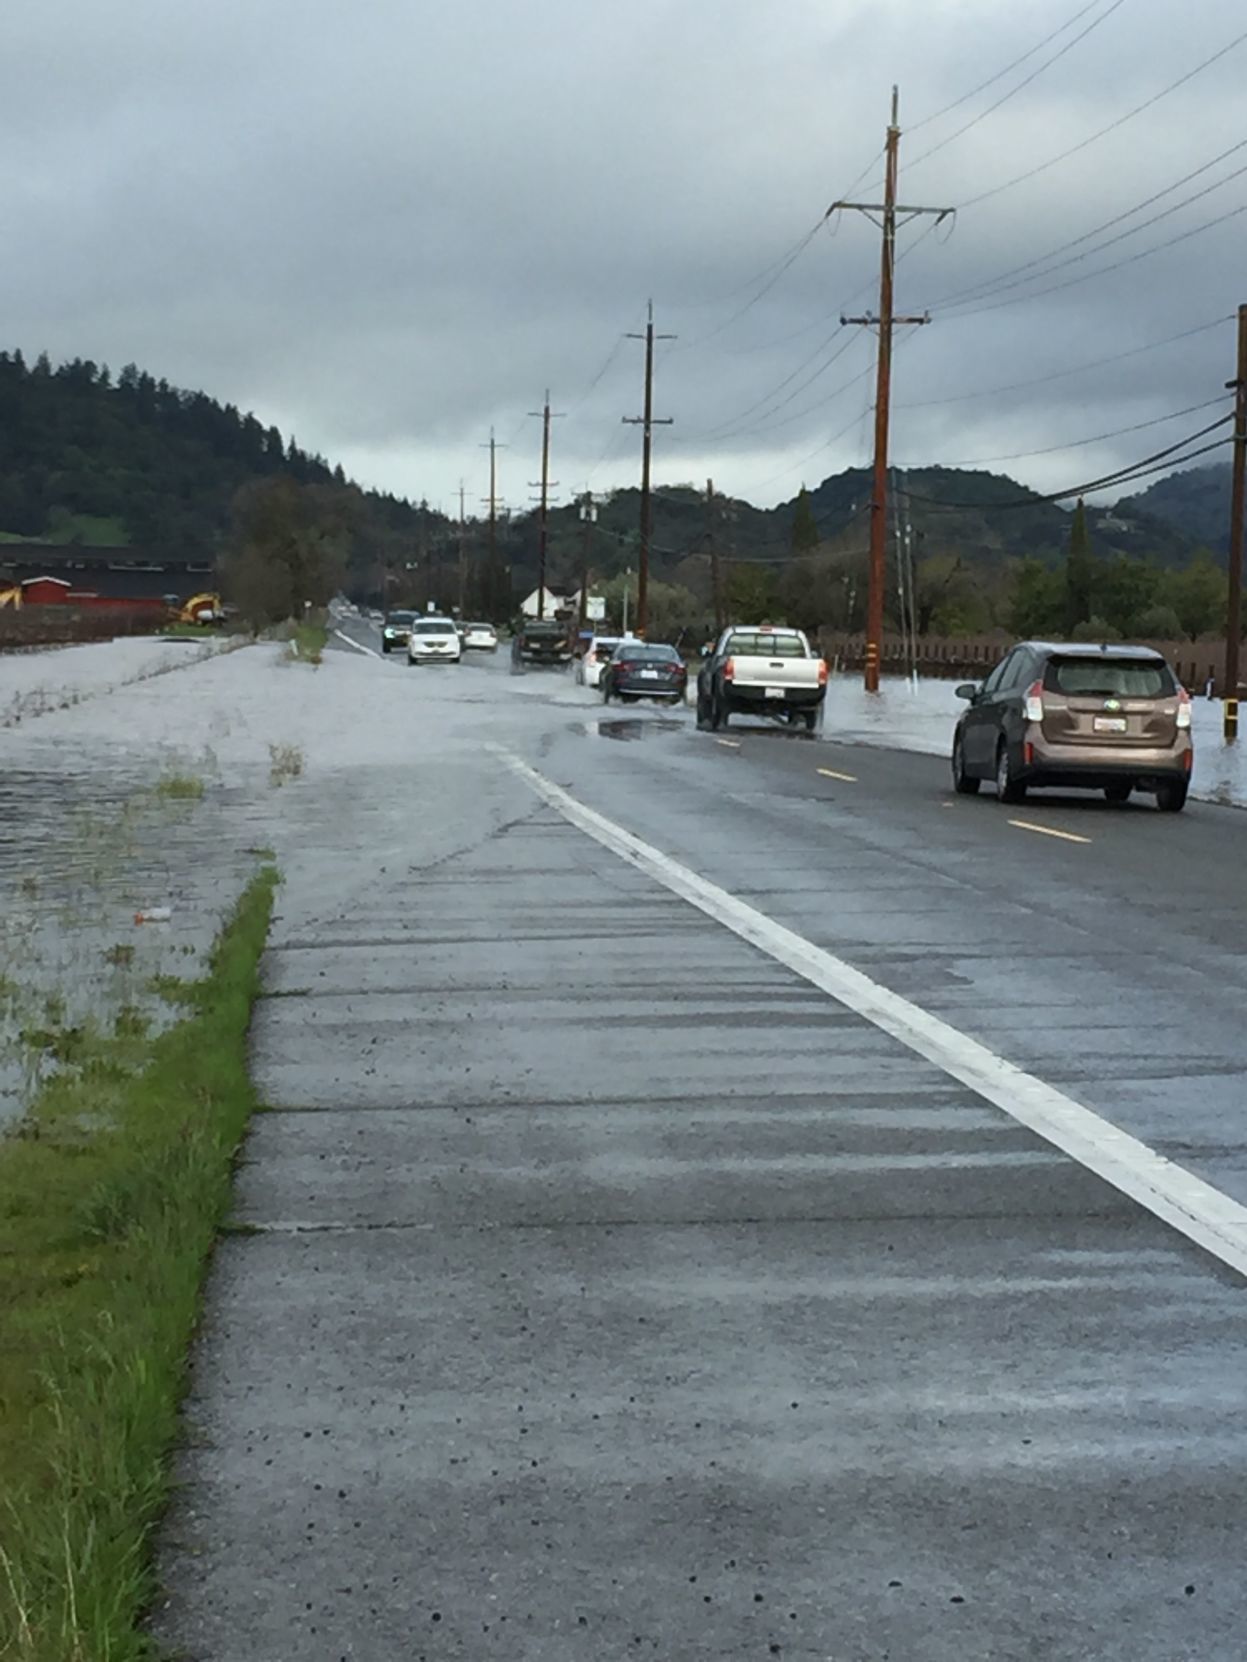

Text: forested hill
xmin=0 ymin=349 xmax=446 ymax=577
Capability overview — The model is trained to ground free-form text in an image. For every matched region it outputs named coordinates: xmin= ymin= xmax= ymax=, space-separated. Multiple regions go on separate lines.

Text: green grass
xmin=0 ymin=517 xmax=130 ymax=548
xmin=289 ymin=618 xmax=327 ymax=666
xmin=0 ymin=866 xmax=278 ymax=1662
xmin=153 ymin=772 xmax=204 ymax=802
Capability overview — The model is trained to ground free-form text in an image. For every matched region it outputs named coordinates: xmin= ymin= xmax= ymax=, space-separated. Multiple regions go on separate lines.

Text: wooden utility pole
xmin=624 ymin=301 xmax=674 ymax=636
xmin=577 ymin=491 xmax=597 ymax=634
xmin=833 ymin=87 xmax=951 ymax=692
xmin=457 ymin=481 xmax=467 ymax=616
xmin=480 ymin=428 xmax=506 ymax=620
xmin=1225 ymin=302 xmax=1247 ymax=739
xmin=707 ymin=478 xmax=725 ymax=631
xmin=529 ymin=393 xmax=563 ymax=619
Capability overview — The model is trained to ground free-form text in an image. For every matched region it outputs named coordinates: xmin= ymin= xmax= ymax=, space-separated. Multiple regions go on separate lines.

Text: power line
xmin=897 ymin=395 xmax=1232 ymax=470
xmin=897 ymin=413 xmax=1234 ymax=508
xmin=907 ymin=0 xmax=1115 ymax=134
xmin=957 ymin=23 xmax=1247 ymax=212
xmin=929 ymin=138 xmax=1247 ymax=312
xmin=946 ymin=194 xmax=1247 ymax=320
xmin=905 ymin=0 xmax=1131 ymax=174
xmin=939 ymin=152 xmax=1247 ymax=315
xmin=898 ymin=315 xmax=1231 ymax=410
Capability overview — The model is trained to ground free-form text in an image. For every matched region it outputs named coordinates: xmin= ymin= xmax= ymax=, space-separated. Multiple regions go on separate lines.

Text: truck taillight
xmin=724 ymin=657 xmax=735 ymax=681
xmin=817 ymin=659 xmax=828 ymax=686
xmin=1023 ymin=679 xmax=1045 ymax=723
xmin=1176 ymin=687 xmax=1192 ymax=730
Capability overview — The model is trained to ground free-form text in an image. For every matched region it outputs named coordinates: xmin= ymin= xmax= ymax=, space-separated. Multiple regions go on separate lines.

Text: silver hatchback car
xmin=952 ymin=642 xmax=1193 ymax=811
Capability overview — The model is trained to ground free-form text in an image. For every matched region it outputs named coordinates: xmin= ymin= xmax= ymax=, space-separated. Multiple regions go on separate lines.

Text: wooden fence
xmin=816 ymin=632 xmax=1233 ymax=694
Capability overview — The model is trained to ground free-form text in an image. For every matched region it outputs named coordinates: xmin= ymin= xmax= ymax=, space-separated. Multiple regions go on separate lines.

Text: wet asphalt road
xmin=156 ymin=614 xmax=1247 ymax=1661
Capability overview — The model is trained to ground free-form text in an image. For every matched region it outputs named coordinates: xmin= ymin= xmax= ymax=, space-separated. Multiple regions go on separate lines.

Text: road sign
xmin=587 ymin=596 xmax=606 ymax=622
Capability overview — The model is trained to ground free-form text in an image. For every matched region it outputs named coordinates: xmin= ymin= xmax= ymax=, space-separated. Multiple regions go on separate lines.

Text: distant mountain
xmin=532 ymin=464 xmax=1201 ymax=597
xmin=1114 ymin=463 xmax=1232 ymax=555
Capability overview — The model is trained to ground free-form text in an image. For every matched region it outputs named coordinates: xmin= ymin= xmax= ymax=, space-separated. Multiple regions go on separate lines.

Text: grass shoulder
xmin=0 ymin=865 xmax=279 ymax=1662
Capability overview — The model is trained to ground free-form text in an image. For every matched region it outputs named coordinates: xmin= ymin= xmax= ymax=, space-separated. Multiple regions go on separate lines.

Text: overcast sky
xmin=5 ymin=0 xmax=1243 ymax=514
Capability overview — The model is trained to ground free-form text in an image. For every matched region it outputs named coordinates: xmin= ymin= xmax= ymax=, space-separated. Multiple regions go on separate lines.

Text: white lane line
xmin=717 ymin=738 xmax=741 ymax=749
xmin=1009 ymin=818 xmax=1091 ymax=846
xmin=333 ymin=629 xmax=380 ymax=658
xmin=501 ymin=750 xmax=1247 ymax=1281
xmin=817 ymin=766 xmax=858 ymax=783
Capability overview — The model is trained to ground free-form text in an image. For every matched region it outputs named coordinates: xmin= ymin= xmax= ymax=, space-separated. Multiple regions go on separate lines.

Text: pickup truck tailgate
xmin=730 ymin=657 xmax=822 ymax=690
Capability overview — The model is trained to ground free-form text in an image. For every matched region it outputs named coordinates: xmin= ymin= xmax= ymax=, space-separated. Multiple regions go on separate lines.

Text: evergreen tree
xmin=1064 ymin=498 xmax=1093 ymax=633
xmin=791 ymin=486 xmax=819 ymax=553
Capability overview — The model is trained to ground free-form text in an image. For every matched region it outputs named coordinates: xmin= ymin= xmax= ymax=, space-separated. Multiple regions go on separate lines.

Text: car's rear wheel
xmin=382 ymin=641 xmax=391 ymax=654
xmin=802 ymin=709 xmax=818 ymax=733
xmin=710 ymin=694 xmax=729 ymax=731
xmin=695 ymin=692 xmax=710 ymax=729
xmin=1156 ymin=780 xmax=1188 ymax=813
xmin=995 ymin=741 xmax=1025 ymax=804
xmin=602 ymin=682 xmax=612 ymax=703
xmin=952 ymin=736 xmax=980 ymax=795
xmin=1104 ymin=783 xmax=1132 ymax=803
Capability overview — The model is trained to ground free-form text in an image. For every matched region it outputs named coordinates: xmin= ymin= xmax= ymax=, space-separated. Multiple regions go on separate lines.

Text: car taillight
xmin=817 ymin=659 xmax=829 ymax=686
xmin=1023 ymin=679 xmax=1045 ymax=723
xmin=1176 ymin=687 xmax=1192 ymax=730
xmin=724 ymin=657 xmax=735 ymax=681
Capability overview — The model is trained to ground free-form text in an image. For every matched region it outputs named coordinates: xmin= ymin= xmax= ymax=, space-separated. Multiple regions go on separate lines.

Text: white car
xmin=462 ymin=621 xmax=499 ymax=651
xmin=407 ymin=616 xmax=462 ymax=665
xmin=576 ymin=634 xmax=627 ymax=688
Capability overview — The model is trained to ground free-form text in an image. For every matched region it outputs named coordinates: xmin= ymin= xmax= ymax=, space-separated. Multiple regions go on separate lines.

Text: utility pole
xmin=623 ymin=301 xmax=675 ymax=636
xmin=529 ymin=393 xmax=563 ymax=619
xmin=577 ymin=491 xmax=598 ymax=634
xmin=457 ymin=481 xmax=468 ymax=617
xmin=1225 ymin=302 xmax=1247 ymax=740
xmin=480 ymin=428 xmax=507 ymax=621
xmin=707 ymin=478 xmax=725 ymax=631
xmin=833 ymin=87 xmax=951 ymax=692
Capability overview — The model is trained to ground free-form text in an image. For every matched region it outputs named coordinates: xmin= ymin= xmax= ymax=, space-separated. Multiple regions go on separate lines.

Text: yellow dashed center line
xmin=817 ymin=767 xmax=857 ymax=783
xmin=1007 ymin=819 xmax=1092 ymax=845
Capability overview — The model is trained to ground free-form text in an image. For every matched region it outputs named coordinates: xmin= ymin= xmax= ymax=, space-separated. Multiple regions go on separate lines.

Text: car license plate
xmin=640 ymin=669 xmax=659 ymax=679
xmin=764 ymin=686 xmax=785 ymax=699
xmin=1094 ymin=716 xmax=1128 ymax=733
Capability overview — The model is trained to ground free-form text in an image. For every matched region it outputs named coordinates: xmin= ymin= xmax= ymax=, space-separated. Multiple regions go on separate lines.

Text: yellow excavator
xmin=173 ymin=591 xmax=223 ymax=626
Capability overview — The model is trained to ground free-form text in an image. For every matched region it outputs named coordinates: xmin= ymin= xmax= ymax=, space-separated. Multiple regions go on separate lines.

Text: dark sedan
xmin=601 ymin=643 xmax=688 ymax=705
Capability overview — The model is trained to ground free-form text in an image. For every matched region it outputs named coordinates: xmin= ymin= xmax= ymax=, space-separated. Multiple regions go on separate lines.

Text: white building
xmin=519 ymin=587 xmax=568 ymax=619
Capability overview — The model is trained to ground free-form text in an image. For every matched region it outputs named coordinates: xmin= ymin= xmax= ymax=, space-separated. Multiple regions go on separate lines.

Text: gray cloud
xmin=4 ymin=0 xmax=1242 ymax=512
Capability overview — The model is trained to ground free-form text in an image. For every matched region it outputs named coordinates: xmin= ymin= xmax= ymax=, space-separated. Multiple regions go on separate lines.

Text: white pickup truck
xmin=695 ymin=625 xmax=828 ymax=732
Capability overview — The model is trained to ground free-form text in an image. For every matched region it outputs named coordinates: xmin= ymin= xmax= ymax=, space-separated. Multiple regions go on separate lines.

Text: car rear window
xmin=618 ymin=645 xmax=679 ymax=661
xmin=725 ymin=632 xmax=805 ymax=657
xmin=1045 ymin=657 xmax=1174 ymax=697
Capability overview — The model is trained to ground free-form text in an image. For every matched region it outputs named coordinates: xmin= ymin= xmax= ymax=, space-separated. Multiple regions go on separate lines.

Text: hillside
xmin=1115 ymin=463 xmax=1232 ymax=554
xmin=0 ymin=350 xmax=447 ymax=592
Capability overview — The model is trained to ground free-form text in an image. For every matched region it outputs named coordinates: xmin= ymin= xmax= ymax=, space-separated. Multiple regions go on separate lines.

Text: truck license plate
xmin=764 ymin=686 xmax=785 ymax=699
